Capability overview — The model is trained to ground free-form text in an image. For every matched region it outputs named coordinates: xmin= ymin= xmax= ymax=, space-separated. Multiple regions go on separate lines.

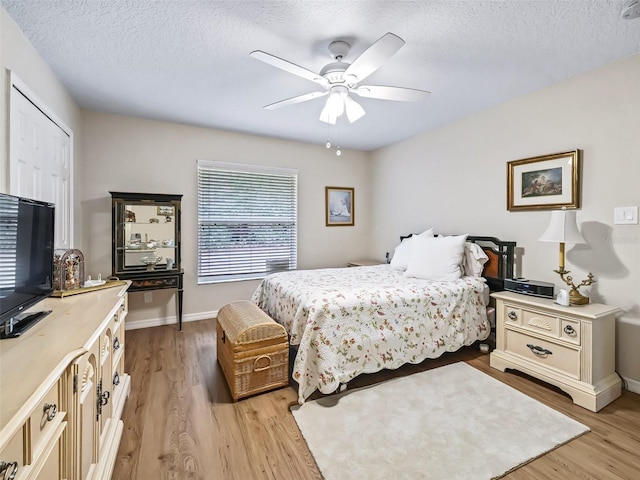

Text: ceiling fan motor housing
xmin=328 ymin=40 xmax=350 ymax=60
xmin=320 ymin=62 xmax=349 ymax=84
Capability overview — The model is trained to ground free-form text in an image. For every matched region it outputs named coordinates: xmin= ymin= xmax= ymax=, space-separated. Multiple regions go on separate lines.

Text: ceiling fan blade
xmin=250 ymin=50 xmax=329 ymax=88
xmin=353 ymin=85 xmax=431 ymax=102
xmin=264 ymin=90 xmax=328 ymax=110
xmin=343 ymin=33 xmax=405 ymax=83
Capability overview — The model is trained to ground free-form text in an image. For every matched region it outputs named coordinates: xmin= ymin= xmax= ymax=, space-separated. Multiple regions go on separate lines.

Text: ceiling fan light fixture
xmin=319 ymin=91 xmax=345 ymax=124
xmin=319 ymin=102 xmax=338 ymax=124
xmin=344 ymin=96 xmax=366 ymax=123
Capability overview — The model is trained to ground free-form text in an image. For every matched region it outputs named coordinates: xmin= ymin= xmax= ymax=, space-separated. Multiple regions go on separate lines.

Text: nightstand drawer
xmin=503 ymin=304 xmax=522 ymax=325
xmin=521 ymin=309 xmax=560 ymax=337
xmin=504 ymin=329 xmax=580 ymax=379
xmin=560 ymin=318 xmax=580 ymax=344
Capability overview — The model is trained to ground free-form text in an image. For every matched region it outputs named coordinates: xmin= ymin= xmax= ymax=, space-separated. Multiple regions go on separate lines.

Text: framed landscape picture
xmin=507 ymin=150 xmax=581 ymax=211
xmin=325 ymin=187 xmax=354 ymax=226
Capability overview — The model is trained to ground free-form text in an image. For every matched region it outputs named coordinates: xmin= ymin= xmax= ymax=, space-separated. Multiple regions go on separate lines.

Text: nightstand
xmin=490 ymin=291 xmax=621 ymax=412
xmin=347 ymin=260 xmax=381 ymax=267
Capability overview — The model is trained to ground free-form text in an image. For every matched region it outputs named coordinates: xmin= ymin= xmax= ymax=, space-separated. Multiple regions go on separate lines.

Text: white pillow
xmin=390 ymin=229 xmax=434 ymax=269
xmin=462 ymin=242 xmax=489 ymax=277
xmin=405 ymin=234 xmax=468 ymax=281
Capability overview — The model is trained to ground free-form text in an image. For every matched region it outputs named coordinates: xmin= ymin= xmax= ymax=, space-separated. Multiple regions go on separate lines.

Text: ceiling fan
xmin=250 ymin=32 xmax=430 ymax=125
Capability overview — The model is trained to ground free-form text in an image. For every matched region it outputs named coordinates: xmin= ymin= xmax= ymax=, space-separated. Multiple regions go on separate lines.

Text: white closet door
xmin=10 ymin=84 xmax=72 ymax=248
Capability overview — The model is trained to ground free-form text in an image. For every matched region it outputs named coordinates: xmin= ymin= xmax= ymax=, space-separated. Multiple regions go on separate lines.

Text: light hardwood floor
xmin=113 ymin=319 xmax=640 ymax=480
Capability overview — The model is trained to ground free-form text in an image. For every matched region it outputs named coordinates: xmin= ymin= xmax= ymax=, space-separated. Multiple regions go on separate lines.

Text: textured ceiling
xmin=2 ymin=0 xmax=640 ymax=151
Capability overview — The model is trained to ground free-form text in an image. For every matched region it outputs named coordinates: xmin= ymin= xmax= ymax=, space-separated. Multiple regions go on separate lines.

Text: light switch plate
xmin=614 ymin=206 xmax=638 ymax=225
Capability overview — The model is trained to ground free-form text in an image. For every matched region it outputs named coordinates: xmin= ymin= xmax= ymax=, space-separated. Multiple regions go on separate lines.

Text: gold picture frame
xmin=507 ymin=150 xmax=581 ymax=211
xmin=325 ymin=187 xmax=354 ymax=226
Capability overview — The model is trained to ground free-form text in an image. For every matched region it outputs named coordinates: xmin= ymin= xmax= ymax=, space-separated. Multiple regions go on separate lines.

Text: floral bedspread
xmin=251 ymin=265 xmax=490 ymax=404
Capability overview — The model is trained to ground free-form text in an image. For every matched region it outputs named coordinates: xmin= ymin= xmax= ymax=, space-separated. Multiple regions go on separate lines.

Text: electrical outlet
xmin=144 ymin=292 xmax=153 ymax=303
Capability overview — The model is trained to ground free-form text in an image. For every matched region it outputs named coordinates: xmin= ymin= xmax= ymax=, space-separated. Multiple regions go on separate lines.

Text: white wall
xmin=370 ymin=54 xmax=640 ymax=385
xmin=79 ymin=111 xmax=372 ymax=326
xmin=0 ymin=6 xmax=82 ymax=242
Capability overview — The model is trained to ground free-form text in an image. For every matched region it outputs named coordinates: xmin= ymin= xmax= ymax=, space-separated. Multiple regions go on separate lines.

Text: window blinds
xmin=0 ymin=195 xmax=18 ymax=290
xmin=197 ymin=161 xmax=298 ymax=283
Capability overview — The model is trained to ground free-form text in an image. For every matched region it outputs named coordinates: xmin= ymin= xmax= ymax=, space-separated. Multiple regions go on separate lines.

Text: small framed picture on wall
xmin=325 ymin=187 xmax=354 ymax=226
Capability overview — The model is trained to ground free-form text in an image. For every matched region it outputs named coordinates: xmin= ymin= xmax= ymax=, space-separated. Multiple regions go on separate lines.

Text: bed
xmin=251 ymin=234 xmax=516 ymax=404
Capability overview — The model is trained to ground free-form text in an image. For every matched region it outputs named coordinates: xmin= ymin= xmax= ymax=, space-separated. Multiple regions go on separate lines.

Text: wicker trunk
xmin=216 ymin=301 xmax=289 ymax=401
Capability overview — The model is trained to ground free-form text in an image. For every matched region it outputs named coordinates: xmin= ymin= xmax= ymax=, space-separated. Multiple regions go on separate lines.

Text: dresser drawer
xmin=504 ymin=329 xmax=580 ymax=379
xmin=113 ymin=322 xmax=125 ymax=356
xmin=0 ymin=429 xmax=24 ymax=479
xmin=29 ymin=380 xmax=63 ymax=461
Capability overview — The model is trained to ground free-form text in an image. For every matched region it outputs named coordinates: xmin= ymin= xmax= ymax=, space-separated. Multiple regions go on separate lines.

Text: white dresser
xmin=0 ymin=283 xmax=130 ymax=480
xmin=490 ymin=291 xmax=621 ymax=412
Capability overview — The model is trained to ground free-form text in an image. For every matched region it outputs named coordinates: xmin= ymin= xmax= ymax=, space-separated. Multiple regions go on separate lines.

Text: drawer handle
xmin=563 ymin=325 xmax=576 ymax=335
xmin=101 ymin=390 xmax=110 ymax=406
xmin=253 ymin=355 xmax=272 ymax=372
xmin=0 ymin=461 xmax=18 ymax=480
xmin=507 ymin=311 xmax=518 ymax=321
xmin=113 ymin=371 xmax=120 ymax=386
xmin=527 ymin=344 xmax=553 ymax=356
xmin=113 ymin=337 xmax=120 ymax=351
xmin=43 ymin=403 xmax=58 ymax=421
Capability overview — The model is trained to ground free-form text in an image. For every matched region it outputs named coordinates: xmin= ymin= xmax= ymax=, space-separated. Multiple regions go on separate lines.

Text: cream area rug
xmin=291 ymin=362 xmax=589 ymax=480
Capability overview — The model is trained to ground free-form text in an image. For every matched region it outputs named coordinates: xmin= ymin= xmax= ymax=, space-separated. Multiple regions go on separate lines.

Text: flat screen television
xmin=0 ymin=193 xmax=55 ymax=338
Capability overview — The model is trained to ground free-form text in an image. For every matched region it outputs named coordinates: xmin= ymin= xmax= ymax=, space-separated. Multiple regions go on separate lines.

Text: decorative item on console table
xmin=53 ymin=248 xmax=85 ymax=292
xmin=490 ymin=291 xmax=621 ymax=412
xmin=110 ymin=192 xmax=184 ymax=330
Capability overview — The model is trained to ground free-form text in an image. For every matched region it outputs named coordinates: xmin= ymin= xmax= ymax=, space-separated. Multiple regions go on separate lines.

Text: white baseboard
xmin=622 ymin=375 xmax=640 ymax=395
xmin=125 ymin=310 xmax=219 ymax=330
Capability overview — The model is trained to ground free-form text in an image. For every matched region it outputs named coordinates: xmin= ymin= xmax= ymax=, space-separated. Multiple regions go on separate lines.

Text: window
xmin=197 ymin=160 xmax=298 ymax=283
xmin=0 ymin=195 xmax=18 ymax=291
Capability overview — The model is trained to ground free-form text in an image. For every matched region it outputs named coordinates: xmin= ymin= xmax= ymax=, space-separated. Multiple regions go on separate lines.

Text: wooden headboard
xmin=399 ymin=234 xmax=516 ymax=291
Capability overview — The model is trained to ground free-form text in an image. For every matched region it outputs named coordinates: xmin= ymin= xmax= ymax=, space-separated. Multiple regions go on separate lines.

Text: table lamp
xmin=539 ymin=208 xmax=595 ymax=305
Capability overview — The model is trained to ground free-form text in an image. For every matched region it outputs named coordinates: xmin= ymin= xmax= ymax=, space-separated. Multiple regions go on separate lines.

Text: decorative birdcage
xmin=53 ymin=249 xmax=85 ymax=291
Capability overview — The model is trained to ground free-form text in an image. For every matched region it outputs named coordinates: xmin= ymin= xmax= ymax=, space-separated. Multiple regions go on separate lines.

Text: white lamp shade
xmin=539 ymin=210 xmax=586 ymax=244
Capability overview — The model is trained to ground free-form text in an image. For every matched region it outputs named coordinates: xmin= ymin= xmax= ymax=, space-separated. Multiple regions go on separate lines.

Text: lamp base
xmin=553 ymin=269 xmax=595 ymax=306
xmin=569 ymin=288 xmax=590 ymax=305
